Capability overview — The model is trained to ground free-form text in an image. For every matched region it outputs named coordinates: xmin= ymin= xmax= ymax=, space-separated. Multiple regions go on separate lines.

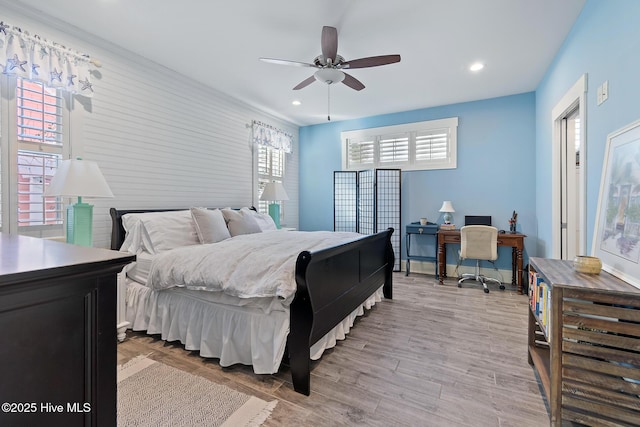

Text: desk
xmin=405 ymin=222 xmax=438 ymax=276
xmin=437 ymin=230 xmax=526 ymax=293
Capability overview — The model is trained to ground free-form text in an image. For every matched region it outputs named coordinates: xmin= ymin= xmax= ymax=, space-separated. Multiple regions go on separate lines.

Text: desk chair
xmin=458 ymin=225 xmax=505 ymax=293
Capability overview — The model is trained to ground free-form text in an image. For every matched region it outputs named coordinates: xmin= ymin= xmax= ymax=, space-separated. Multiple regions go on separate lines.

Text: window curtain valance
xmin=0 ymin=20 xmax=96 ymax=97
xmin=251 ymin=120 xmax=293 ymax=153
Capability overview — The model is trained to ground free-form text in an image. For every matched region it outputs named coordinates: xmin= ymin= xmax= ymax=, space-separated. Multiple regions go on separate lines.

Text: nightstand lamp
xmin=439 ymin=200 xmax=455 ymax=224
xmin=45 ymin=158 xmax=114 ymax=246
xmin=260 ymin=182 xmax=289 ymax=229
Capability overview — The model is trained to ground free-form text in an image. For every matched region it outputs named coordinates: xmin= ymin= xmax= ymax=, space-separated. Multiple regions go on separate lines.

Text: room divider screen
xmin=333 ymin=169 xmax=401 ymax=271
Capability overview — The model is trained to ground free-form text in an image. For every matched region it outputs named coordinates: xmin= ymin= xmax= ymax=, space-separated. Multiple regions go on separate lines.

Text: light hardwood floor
xmin=117 ymin=273 xmax=550 ymax=426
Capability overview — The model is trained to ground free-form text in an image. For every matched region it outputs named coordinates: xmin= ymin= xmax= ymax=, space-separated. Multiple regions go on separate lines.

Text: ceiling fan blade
xmin=259 ymin=57 xmax=317 ymax=68
xmin=293 ymin=75 xmax=316 ymax=90
xmin=342 ymin=54 xmax=401 ymax=69
xmin=342 ymin=72 xmax=365 ymax=91
xmin=321 ymin=26 xmax=338 ymax=64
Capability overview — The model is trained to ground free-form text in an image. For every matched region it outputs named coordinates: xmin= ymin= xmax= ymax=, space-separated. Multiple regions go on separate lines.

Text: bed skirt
xmin=124 ymin=279 xmax=383 ymax=374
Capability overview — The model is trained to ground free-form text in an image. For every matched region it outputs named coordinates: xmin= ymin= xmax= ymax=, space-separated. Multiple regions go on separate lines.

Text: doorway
xmin=560 ymin=108 xmax=581 ymax=259
xmin=552 ymin=74 xmax=587 ymax=259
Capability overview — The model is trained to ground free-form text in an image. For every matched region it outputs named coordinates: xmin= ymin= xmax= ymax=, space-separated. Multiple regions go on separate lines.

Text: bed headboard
xmin=109 ymin=207 xmax=256 ymax=251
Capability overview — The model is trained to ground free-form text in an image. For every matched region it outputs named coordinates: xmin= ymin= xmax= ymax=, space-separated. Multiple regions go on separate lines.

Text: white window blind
xmin=341 ymin=117 xmax=458 ymax=171
xmin=257 ymin=144 xmax=285 ymax=215
xmin=415 ymin=129 xmax=448 ymax=161
xmin=16 ymin=79 xmax=63 ymax=227
xmin=1 ymin=77 xmax=66 ymax=234
xmin=17 ymin=151 xmax=61 ymax=226
xmin=379 ymin=133 xmax=409 ymax=164
xmin=347 ymin=138 xmax=375 ymax=169
xmin=16 ymin=78 xmax=64 ymax=227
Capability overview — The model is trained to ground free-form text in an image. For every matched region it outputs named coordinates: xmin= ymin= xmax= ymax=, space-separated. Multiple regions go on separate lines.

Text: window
xmin=0 ymin=77 xmax=67 ymax=235
xmin=341 ymin=117 xmax=458 ymax=171
xmin=257 ymin=144 xmax=285 ymax=216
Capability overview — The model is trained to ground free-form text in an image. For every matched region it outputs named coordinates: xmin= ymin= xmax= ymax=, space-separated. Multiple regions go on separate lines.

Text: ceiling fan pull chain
xmin=327 ymin=84 xmax=331 ymax=121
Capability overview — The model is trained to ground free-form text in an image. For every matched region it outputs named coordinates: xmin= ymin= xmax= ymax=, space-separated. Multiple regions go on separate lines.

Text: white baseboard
xmin=402 ymin=259 xmax=513 ymax=284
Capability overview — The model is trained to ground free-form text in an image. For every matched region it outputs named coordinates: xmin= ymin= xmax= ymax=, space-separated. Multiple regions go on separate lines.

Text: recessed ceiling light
xmin=470 ymin=62 xmax=484 ymax=72
xmin=292 ymin=100 xmax=301 ymax=106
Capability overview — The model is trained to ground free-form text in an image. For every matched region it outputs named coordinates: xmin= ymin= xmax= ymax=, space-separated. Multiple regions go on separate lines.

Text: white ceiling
xmin=11 ymin=0 xmax=585 ymax=126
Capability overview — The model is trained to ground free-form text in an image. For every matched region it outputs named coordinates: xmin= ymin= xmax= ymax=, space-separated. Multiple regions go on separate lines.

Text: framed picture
xmin=593 ymin=119 xmax=640 ymax=289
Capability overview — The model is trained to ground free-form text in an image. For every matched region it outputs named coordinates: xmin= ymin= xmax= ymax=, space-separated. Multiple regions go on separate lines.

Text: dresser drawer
xmin=406 ymin=223 xmax=438 ymax=234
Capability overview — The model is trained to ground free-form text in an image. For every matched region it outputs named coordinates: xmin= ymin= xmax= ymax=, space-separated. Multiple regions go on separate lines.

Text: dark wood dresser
xmin=0 ymin=233 xmax=134 ymax=426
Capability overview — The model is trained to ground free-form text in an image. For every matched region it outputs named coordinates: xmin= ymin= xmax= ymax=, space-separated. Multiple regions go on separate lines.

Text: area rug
xmin=118 ymin=356 xmax=277 ymax=427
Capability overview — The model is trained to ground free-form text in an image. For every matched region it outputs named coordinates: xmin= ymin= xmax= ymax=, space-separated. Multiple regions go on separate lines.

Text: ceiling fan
xmin=259 ymin=26 xmax=401 ymax=119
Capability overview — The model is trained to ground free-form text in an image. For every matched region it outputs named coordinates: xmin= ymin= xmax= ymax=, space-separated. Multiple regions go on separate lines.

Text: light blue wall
xmin=299 ymin=93 xmax=536 ymax=270
xmin=536 ymin=0 xmax=640 ymax=257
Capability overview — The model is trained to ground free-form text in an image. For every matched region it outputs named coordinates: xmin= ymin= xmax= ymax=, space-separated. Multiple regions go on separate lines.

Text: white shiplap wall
xmin=1 ymin=4 xmax=299 ymax=249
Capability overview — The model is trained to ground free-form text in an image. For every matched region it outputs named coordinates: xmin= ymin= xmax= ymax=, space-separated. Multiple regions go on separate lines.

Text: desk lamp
xmin=439 ymin=201 xmax=455 ymax=224
xmin=45 ymin=158 xmax=114 ymax=246
xmin=260 ymin=182 xmax=289 ymax=229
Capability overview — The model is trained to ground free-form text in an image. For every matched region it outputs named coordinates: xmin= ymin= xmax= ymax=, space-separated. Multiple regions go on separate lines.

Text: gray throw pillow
xmin=222 ymin=208 xmax=262 ymax=236
xmin=190 ymin=207 xmax=231 ymax=243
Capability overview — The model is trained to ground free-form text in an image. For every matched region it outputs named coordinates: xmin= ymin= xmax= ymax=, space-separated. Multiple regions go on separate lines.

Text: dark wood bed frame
xmin=110 ymin=207 xmax=394 ymax=395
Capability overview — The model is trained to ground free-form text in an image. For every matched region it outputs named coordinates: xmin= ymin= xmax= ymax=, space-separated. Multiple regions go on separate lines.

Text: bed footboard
xmin=289 ymin=228 xmax=394 ymax=395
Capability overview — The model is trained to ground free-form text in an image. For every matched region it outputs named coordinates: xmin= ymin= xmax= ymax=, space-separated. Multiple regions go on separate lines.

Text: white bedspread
xmin=147 ymin=230 xmax=362 ymax=302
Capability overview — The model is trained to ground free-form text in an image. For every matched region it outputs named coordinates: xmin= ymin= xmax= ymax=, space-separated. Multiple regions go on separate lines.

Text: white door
xmin=552 ymin=74 xmax=587 ymax=260
xmin=560 ymin=108 xmax=581 ymax=259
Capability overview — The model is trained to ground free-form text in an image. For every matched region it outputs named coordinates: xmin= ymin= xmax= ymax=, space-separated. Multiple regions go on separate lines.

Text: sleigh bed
xmin=110 ymin=207 xmax=394 ymax=395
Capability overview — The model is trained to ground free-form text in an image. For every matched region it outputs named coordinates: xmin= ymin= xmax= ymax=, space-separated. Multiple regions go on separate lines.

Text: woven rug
xmin=118 ymin=356 xmax=277 ymax=427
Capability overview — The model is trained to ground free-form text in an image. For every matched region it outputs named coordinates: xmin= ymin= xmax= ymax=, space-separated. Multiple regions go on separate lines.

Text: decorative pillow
xmin=120 ymin=216 xmax=154 ymax=254
xmin=222 ymin=208 xmax=262 ymax=236
xmin=242 ymin=207 xmax=277 ymax=231
xmin=121 ymin=210 xmax=199 ymax=254
xmin=190 ymin=207 xmax=231 ymax=244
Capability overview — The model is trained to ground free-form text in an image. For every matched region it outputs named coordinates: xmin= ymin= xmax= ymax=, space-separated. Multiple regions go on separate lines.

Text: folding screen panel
xmin=333 ymin=171 xmax=357 ymax=232
xmin=333 ymin=168 xmax=401 ymax=271
xmin=358 ymin=169 xmax=375 ymax=236
xmin=375 ymin=169 xmax=401 ymax=271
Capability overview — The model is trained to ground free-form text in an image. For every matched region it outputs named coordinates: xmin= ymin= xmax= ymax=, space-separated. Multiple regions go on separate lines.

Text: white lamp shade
xmin=439 ymin=200 xmax=455 ymax=213
xmin=45 ymin=158 xmax=114 ymax=198
xmin=260 ymin=182 xmax=289 ymax=202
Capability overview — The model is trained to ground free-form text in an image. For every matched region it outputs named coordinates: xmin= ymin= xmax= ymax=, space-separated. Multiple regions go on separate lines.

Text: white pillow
xmin=121 ymin=210 xmax=199 ymax=254
xmin=243 ymin=207 xmax=277 ymax=231
xmin=120 ymin=216 xmax=154 ymax=254
xmin=190 ymin=207 xmax=231 ymax=244
xmin=222 ymin=208 xmax=262 ymax=236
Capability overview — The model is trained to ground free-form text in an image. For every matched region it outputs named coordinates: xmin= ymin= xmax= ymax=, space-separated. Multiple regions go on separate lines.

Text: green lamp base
xmin=67 ymin=201 xmax=93 ymax=246
xmin=268 ymin=203 xmax=281 ymax=229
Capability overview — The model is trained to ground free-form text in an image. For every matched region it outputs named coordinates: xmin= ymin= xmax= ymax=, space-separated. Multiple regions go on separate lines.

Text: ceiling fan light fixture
xmin=314 ymin=68 xmax=345 ymax=85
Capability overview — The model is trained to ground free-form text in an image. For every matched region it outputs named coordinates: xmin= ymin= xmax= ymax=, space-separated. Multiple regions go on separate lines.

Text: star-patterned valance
xmin=252 ymin=120 xmax=293 ymax=153
xmin=0 ymin=20 xmax=97 ymax=97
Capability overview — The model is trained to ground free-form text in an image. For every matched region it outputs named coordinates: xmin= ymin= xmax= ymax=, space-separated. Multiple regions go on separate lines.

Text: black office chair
xmin=458 ymin=225 xmax=505 ymax=293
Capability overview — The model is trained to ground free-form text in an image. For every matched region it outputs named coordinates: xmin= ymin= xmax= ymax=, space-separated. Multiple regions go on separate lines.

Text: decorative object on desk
xmin=593 ymin=119 xmax=640 ymax=290
xmin=44 ymin=157 xmax=114 ymax=246
xmin=439 ymin=200 xmax=455 ymax=224
xmin=420 ymin=217 xmax=427 ymax=225
xmin=509 ymin=210 xmax=518 ymax=234
xmin=573 ymin=255 xmax=602 ymax=274
xmin=260 ymin=181 xmax=289 ymax=229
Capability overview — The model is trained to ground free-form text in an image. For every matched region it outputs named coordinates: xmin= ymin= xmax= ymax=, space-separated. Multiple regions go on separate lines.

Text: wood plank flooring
xmin=117 ymin=273 xmax=550 ymax=426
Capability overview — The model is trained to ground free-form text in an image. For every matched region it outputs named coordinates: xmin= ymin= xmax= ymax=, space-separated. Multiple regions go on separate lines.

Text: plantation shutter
xmin=415 ymin=129 xmax=449 ymax=162
xmin=347 ymin=138 xmax=374 ymax=169
xmin=16 ymin=78 xmax=64 ymax=227
xmin=378 ymin=133 xmax=409 ymax=163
